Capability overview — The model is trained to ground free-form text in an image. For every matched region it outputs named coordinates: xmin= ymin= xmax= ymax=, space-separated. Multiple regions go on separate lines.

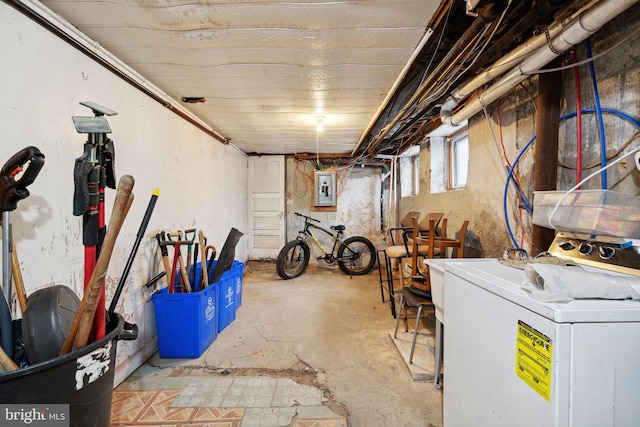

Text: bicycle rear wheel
xmin=337 ymin=236 xmax=376 ymax=275
xmin=276 ymin=240 xmax=310 ymax=279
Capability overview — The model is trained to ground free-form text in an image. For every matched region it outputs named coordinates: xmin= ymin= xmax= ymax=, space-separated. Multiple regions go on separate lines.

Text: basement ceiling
xmin=17 ymin=0 xmax=609 ymax=161
xmin=35 ymin=0 xmax=441 ymax=156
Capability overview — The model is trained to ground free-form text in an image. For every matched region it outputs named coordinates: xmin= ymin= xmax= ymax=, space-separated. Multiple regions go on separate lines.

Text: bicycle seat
xmin=331 ymin=225 xmax=345 ymax=231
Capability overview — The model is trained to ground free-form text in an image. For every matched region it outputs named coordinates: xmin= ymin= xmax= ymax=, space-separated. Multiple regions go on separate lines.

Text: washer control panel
xmin=548 ymin=232 xmax=640 ymax=276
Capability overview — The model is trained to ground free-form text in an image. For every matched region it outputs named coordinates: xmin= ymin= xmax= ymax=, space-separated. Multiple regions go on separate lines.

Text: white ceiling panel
xmin=40 ymin=0 xmax=440 ymax=154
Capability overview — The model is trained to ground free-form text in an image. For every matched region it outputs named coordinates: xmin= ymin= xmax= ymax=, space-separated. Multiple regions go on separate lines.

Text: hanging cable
xmin=572 ymin=51 xmax=583 ymax=188
xmin=504 ymin=135 xmax=536 ymax=248
xmin=482 ymin=101 xmax=531 ymax=247
xmin=585 ymin=39 xmax=608 ymax=189
xmin=503 ymin=108 xmax=640 ymax=249
xmin=498 ymin=100 xmax=528 ymax=248
xmin=294 ymin=159 xmax=313 ymax=198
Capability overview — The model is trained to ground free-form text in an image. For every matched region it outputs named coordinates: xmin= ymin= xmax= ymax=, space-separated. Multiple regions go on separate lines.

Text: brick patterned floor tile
xmin=136 ymin=390 xmax=196 ymax=422
xmin=291 ymin=419 xmax=347 ymax=427
xmin=111 ymin=390 xmax=158 ymax=423
xmin=191 ymin=407 xmax=244 ymax=423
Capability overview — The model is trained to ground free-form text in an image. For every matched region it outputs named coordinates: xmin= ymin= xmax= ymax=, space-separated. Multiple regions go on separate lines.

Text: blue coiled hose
xmin=504 ymin=108 xmax=640 ymax=248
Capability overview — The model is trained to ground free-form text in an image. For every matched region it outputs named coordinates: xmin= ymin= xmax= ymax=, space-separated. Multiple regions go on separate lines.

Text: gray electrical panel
xmin=314 ymin=171 xmax=336 ymax=207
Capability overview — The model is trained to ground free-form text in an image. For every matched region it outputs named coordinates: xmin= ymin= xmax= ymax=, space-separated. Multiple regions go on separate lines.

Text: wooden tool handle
xmin=161 ymin=250 xmax=173 ymax=287
xmin=11 ymin=238 xmax=27 ymax=313
xmin=0 ymin=345 xmax=18 ymax=372
xmin=198 ymin=230 xmax=209 ymax=291
xmin=60 ymin=175 xmax=134 ymax=355
xmin=168 ymin=231 xmax=191 ymax=292
xmin=156 ymin=232 xmax=173 ymax=287
xmin=177 ymin=252 xmax=192 ymax=292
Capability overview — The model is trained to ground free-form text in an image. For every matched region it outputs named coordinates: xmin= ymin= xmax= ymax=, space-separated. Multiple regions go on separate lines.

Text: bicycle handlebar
xmin=294 ymin=212 xmax=320 ymax=223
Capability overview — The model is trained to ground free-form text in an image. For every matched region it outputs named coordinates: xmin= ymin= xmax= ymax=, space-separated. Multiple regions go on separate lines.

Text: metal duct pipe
xmin=441 ymin=0 xmax=639 ymax=126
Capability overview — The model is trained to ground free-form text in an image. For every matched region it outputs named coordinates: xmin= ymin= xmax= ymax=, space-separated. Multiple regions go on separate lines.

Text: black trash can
xmin=0 ymin=313 xmax=137 ymax=427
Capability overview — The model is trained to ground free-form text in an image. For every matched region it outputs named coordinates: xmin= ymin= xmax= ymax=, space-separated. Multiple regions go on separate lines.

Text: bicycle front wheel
xmin=276 ymin=240 xmax=310 ymax=279
xmin=337 ymin=236 xmax=376 ymax=275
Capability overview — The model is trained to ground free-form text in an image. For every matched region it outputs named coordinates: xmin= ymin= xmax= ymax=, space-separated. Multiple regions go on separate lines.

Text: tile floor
xmin=109 ymin=260 xmax=441 ymax=427
xmin=112 ymin=368 xmax=346 ymax=427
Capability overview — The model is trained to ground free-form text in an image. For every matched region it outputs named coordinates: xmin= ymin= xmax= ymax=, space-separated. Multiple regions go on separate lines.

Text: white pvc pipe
xmin=441 ymin=0 xmax=639 ymax=126
xmin=449 ymin=0 xmax=600 ymax=106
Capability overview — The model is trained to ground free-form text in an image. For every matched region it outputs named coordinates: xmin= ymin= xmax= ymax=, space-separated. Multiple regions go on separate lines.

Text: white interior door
xmin=248 ymin=155 xmax=285 ymax=259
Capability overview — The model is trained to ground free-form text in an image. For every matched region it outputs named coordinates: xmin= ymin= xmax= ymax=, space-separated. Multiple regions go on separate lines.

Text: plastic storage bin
xmin=532 ymin=190 xmax=640 ymax=238
xmin=0 ymin=313 xmax=137 ymax=427
xmin=152 ymin=274 xmax=218 ymax=358
xmin=232 ymin=261 xmax=244 ymax=308
xmin=217 ymin=266 xmax=236 ymax=332
xmin=209 ymin=260 xmax=244 ymax=332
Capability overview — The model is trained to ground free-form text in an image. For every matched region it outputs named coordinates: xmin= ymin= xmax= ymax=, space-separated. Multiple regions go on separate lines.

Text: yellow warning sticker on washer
xmin=515 ymin=320 xmax=552 ymax=401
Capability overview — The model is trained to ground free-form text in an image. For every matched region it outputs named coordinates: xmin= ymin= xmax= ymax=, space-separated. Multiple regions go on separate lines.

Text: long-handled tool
xmin=0 ymin=218 xmax=29 ymax=314
xmin=11 ymin=237 xmax=27 ymax=313
xmin=60 ymin=174 xmax=134 ymax=355
xmin=205 ymin=245 xmax=217 ymax=272
xmin=72 ymin=105 xmax=116 ymax=342
xmin=209 ymin=228 xmax=243 ymax=284
xmin=184 ymin=228 xmax=196 ymax=285
xmin=169 ymin=238 xmax=180 ymax=294
xmin=0 ymin=346 xmax=18 ymax=371
xmin=191 ymin=242 xmax=199 ymax=285
xmin=142 ymin=271 xmax=167 ymax=300
xmin=107 ymin=188 xmax=159 ymax=318
xmin=198 ymin=231 xmax=209 ymax=292
xmin=167 ymin=231 xmax=192 ymax=292
xmin=156 ymin=232 xmax=173 ymax=289
xmin=156 ymin=235 xmax=193 ymax=293
xmin=0 ymin=146 xmax=45 ymax=360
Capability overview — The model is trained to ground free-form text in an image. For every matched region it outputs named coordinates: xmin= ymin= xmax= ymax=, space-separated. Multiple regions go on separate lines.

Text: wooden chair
xmin=416 ymin=217 xmax=470 ymax=385
xmin=394 ymin=217 xmax=469 ymax=365
xmin=401 ymin=212 xmax=444 ymax=248
xmin=376 ymin=211 xmax=420 ymax=316
xmin=393 ymin=217 xmax=438 ymax=364
xmin=426 ymin=218 xmax=469 ymax=259
xmin=384 ymin=212 xmax=443 ymax=317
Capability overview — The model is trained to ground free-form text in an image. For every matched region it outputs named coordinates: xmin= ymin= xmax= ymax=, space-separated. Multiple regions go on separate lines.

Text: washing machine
xmin=442 ymin=233 xmax=640 ymax=426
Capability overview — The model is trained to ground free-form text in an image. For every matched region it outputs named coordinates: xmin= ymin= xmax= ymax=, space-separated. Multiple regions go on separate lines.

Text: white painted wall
xmin=1 ymin=2 xmax=248 ymax=384
xmin=284 ymin=158 xmax=384 ymax=255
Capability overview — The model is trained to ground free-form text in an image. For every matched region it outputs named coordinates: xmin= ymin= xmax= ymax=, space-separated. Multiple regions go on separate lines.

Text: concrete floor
xmin=114 ymin=260 xmax=443 ymax=427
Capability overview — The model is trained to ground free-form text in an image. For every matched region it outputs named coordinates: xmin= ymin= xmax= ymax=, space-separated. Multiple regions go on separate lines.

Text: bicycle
xmin=276 ymin=212 xmax=376 ymax=279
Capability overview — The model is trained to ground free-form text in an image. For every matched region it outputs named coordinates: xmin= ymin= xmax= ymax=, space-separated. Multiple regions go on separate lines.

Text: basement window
xmin=449 ymin=131 xmax=469 ymax=189
xmin=430 ymin=128 xmax=469 ymax=193
xmin=400 ymin=145 xmax=420 ymax=197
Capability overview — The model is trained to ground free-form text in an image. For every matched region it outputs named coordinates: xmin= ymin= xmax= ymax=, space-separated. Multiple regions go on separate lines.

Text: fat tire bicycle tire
xmin=337 ymin=236 xmax=376 ymax=275
xmin=276 ymin=240 xmax=310 ymax=279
